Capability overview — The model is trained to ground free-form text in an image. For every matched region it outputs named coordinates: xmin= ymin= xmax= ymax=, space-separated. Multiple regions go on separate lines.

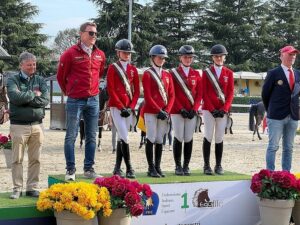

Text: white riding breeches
xmin=144 ymin=113 xmax=169 ymax=144
xmin=110 ymin=107 xmax=132 ymax=143
xmin=171 ymin=114 xmax=196 ymax=142
xmin=203 ymin=110 xmax=227 ymax=143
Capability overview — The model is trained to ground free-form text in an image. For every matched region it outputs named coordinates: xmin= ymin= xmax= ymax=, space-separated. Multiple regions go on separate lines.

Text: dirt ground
xmin=1 ymin=110 xmax=300 ymax=192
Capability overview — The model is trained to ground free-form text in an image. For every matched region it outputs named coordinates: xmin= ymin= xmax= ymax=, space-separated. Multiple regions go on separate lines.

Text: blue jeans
xmin=64 ymin=96 xmax=99 ymax=171
xmin=266 ymin=116 xmax=298 ymax=171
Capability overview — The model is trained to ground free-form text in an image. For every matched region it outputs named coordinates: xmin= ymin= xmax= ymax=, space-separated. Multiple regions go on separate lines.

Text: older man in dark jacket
xmin=262 ymin=45 xmax=300 ymax=171
xmin=7 ymin=52 xmax=49 ymax=199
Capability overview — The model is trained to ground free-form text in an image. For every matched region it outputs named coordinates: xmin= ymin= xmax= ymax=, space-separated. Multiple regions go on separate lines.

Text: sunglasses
xmin=84 ymin=31 xmax=97 ymax=37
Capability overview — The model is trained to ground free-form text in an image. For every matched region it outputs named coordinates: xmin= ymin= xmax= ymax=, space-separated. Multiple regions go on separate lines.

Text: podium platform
xmin=1 ymin=171 xmax=260 ymax=225
xmin=0 ymin=193 xmax=55 ymax=225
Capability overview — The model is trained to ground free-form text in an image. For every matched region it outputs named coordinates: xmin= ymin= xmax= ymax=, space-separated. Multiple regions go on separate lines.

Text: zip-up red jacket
xmin=57 ymin=42 xmax=106 ymax=98
xmin=107 ymin=62 xmax=140 ymax=110
xmin=202 ymin=65 xmax=234 ymax=112
xmin=170 ymin=66 xmax=202 ymax=114
xmin=142 ymin=68 xmax=175 ymax=114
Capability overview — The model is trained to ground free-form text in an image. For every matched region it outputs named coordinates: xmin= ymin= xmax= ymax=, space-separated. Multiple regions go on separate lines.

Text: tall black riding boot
xmin=112 ymin=141 xmax=124 ymax=177
xmin=173 ymin=137 xmax=184 ymax=175
xmin=155 ymin=143 xmax=165 ymax=177
xmin=183 ymin=139 xmax=193 ymax=176
xmin=145 ymin=139 xmax=160 ymax=177
xmin=203 ymin=137 xmax=213 ymax=175
xmin=215 ymin=142 xmax=224 ymax=175
xmin=121 ymin=140 xmax=135 ymax=178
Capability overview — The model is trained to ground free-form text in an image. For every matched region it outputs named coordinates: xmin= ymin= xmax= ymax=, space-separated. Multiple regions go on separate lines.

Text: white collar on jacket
xmin=119 ymin=60 xmax=129 ymax=71
xmin=213 ymin=64 xmax=223 ymax=78
xmin=180 ymin=64 xmax=190 ymax=77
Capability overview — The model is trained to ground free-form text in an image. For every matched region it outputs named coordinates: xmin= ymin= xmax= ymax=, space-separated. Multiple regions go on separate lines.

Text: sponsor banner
xmin=132 ymin=180 xmax=260 ymax=225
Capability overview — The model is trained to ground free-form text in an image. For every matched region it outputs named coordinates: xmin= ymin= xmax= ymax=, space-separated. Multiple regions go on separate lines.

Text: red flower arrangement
xmin=94 ymin=175 xmax=153 ymax=217
xmin=0 ymin=133 xmax=12 ymax=149
xmin=250 ymin=169 xmax=300 ymax=200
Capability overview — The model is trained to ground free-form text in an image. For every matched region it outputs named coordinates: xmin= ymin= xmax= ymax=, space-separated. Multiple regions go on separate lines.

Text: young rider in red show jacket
xmin=202 ymin=44 xmax=234 ymax=175
xmin=142 ymin=45 xmax=175 ymax=178
xmin=170 ymin=45 xmax=202 ymax=176
xmin=107 ymin=39 xmax=140 ymax=179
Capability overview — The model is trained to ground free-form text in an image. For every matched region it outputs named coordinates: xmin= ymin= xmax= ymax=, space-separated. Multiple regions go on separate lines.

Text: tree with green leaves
xmin=89 ymin=0 xmax=157 ymax=66
xmin=0 ymin=0 xmax=52 ymax=76
xmin=267 ymin=0 xmax=300 ymax=68
xmin=195 ymin=0 xmax=273 ymax=72
xmin=151 ymin=0 xmax=204 ymax=68
xmin=52 ymin=28 xmax=79 ymax=57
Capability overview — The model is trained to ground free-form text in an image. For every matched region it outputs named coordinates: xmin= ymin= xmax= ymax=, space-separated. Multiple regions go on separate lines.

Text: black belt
xmin=11 ymin=120 xmax=42 ymax=125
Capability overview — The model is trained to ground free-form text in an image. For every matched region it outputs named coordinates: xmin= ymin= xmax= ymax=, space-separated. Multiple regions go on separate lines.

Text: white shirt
xmin=153 ymin=65 xmax=163 ymax=77
xmin=213 ymin=64 xmax=223 ymax=79
xmin=281 ymin=64 xmax=294 ymax=85
xmin=119 ymin=61 xmax=129 ymax=71
xmin=81 ymin=43 xmax=92 ymax=57
xmin=181 ymin=64 xmax=190 ymax=77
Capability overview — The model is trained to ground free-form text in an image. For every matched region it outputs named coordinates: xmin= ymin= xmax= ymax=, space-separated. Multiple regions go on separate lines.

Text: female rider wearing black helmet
xmin=201 ymin=44 xmax=234 ymax=175
xmin=169 ymin=45 xmax=202 ymax=176
xmin=142 ymin=45 xmax=175 ymax=177
xmin=106 ymin=39 xmax=140 ymax=178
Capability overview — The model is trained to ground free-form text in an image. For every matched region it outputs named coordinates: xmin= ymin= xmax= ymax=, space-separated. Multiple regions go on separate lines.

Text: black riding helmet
xmin=149 ymin=45 xmax=168 ymax=58
xmin=178 ymin=45 xmax=197 ymax=57
xmin=115 ymin=39 xmax=135 ymax=53
xmin=210 ymin=44 xmax=228 ymax=55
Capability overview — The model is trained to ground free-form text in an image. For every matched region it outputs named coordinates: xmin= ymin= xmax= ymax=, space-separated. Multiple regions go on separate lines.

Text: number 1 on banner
xmin=181 ymin=192 xmax=189 ymax=210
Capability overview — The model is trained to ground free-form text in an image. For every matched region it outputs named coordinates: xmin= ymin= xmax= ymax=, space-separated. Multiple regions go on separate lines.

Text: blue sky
xmin=26 ymin=0 xmax=151 ymax=44
xmin=26 ymin=0 xmax=99 ymax=42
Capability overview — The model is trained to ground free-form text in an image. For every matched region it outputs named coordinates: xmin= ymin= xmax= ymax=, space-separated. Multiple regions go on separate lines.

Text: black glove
xmin=211 ymin=110 xmax=219 ymax=118
xmin=180 ymin=109 xmax=189 ymax=118
xmin=217 ymin=110 xmax=226 ymax=118
xmin=157 ymin=110 xmax=168 ymax=120
xmin=188 ymin=110 xmax=196 ymax=119
xmin=120 ymin=108 xmax=131 ymax=117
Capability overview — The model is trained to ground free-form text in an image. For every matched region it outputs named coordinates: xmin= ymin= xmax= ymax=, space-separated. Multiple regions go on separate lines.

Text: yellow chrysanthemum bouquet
xmin=37 ymin=182 xmax=112 ymax=220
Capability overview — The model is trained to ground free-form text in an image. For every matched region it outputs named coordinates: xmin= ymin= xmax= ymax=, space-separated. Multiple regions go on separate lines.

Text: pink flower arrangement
xmin=94 ymin=175 xmax=153 ymax=217
xmin=250 ymin=169 xmax=300 ymax=200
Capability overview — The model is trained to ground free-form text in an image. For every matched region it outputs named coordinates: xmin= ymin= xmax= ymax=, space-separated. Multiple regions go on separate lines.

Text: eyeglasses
xmin=83 ymin=31 xmax=97 ymax=37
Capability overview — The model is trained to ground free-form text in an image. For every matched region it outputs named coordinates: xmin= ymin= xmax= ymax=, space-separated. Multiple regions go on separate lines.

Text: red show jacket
xmin=202 ymin=65 xmax=234 ymax=112
xmin=107 ymin=62 xmax=140 ymax=110
xmin=142 ymin=68 xmax=175 ymax=114
xmin=57 ymin=42 xmax=106 ymax=98
xmin=170 ymin=66 xmax=202 ymax=114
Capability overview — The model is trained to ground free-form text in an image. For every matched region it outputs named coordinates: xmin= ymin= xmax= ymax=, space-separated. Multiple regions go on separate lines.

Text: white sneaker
xmin=65 ymin=169 xmax=76 ymax=181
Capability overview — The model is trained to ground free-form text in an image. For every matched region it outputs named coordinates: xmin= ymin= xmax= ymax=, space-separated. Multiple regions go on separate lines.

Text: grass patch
xmin=0 ymin=192 xmax=38 ymax=208
xmin=49 ymin=170 xmax=250 ymax=186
